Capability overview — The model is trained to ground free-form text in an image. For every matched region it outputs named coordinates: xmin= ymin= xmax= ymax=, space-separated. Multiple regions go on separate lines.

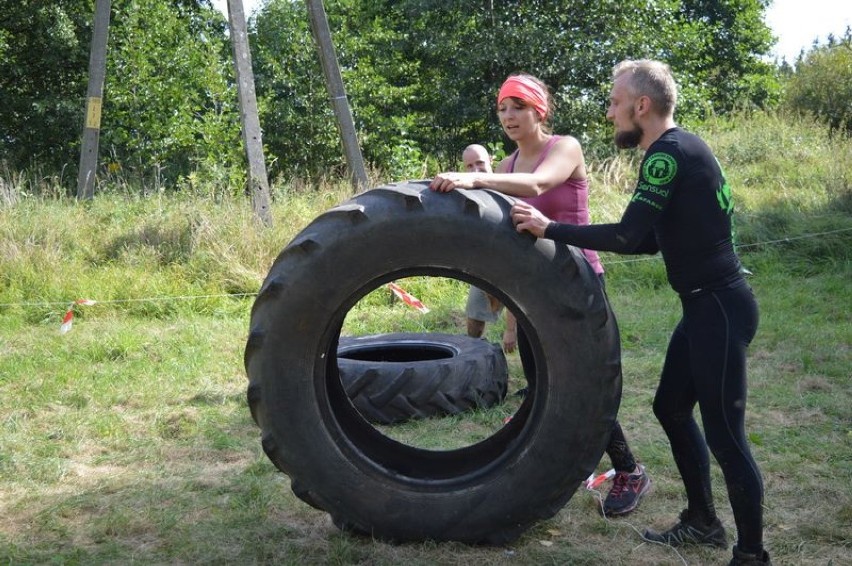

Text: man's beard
xmin=614 ymin=124 xmax=642 ymax=149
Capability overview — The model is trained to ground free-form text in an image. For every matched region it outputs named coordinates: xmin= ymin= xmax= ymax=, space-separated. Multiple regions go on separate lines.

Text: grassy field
xmin=1 ymin=111 xmax=850 ymax=564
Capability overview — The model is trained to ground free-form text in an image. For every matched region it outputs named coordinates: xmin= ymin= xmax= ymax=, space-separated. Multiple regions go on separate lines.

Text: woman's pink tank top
xmin=506 ymin=136 xmax=604 ymax=274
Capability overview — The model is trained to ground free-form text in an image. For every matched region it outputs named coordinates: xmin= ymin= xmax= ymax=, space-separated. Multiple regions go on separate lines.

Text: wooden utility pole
xmin=76 ymin=0 xmax=111 ymax=200
xmin=227 ymin=0 xmax=272 ymax=226
xmin=305 ymin=0 xmax=369 ymax=193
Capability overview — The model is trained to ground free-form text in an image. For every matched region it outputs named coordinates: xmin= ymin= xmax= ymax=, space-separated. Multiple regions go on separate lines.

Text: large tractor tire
xmin=337 ymin=332 xmax=509 ymax=425
xmin=244 ymin=180 xmax=622 ymax=545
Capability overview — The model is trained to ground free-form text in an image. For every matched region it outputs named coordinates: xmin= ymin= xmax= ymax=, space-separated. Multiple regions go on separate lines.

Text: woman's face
xmin=497 ymin=97 xmax=540 ymax=141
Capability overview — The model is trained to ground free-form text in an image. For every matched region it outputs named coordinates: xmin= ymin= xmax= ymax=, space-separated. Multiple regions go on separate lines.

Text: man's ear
xmin=636 ymin=95 xmax=651 ymax=115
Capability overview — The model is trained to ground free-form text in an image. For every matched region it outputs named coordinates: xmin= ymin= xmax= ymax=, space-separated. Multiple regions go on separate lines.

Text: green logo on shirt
xmin=715 ymin=161 xmax=734 ymax=215
xmin=642 ymin=153 xmax=677 ymax=186
xmin=717 ymin=179 xmax=733 ymax=214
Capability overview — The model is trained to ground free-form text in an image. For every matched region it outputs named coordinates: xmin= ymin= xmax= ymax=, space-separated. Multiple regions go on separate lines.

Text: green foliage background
xmin=250 ymin=0 xmax=781 ymax=175
xmin=0 ymin=0 xmax=93 ymax=170
xmin=0 ymin=1 xmax=849 ymax=189
xmin=782 ymin=27 xmax=852 ymax=136
xmin=104 ymin=0 xmax=242 ymax=188
xmin=0 ymin=0 xmax=790 ymax=187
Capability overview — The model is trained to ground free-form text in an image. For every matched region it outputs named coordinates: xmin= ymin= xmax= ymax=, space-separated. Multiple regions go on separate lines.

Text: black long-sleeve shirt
xmin=545 ymin=128 xmax=742 ymax=295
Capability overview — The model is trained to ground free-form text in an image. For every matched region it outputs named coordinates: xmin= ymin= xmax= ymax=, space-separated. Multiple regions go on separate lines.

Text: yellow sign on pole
xmin=77 ymin=0 xmax=111 ymax=200
xmin=85 ymin=96 xmax=103 ymax=129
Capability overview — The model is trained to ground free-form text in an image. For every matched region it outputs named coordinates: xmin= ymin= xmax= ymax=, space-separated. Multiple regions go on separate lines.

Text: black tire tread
xmin=338 ymin=333 xmax=507 ymax=424
xmin=244 ymin=181 xmax=621 ymax=544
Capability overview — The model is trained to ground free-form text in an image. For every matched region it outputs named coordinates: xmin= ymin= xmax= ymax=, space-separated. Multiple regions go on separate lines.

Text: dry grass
xmin=0 ymin=265 xmax=849 ymax=565
xmin=1 ymin=114 xmax=850 ymax=563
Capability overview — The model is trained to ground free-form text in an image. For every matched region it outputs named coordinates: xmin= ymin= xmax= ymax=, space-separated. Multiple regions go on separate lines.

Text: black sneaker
xmin=603 ymin=464 xmax=651 ymax=516
xmin=729 ymin=545 xmax=772 ymax=565
xmin=642 ymin=509 xmax=728 ymax=548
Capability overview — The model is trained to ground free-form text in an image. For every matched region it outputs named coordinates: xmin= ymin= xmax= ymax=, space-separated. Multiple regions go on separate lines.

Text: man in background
xmin=460 ymin=144 xmax=507 ymax=341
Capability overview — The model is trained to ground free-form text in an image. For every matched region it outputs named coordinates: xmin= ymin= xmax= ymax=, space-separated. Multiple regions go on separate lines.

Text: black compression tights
xmin=606 ymin=421 xmax=637 ymax=472
xmin=653 ymin=281 xmax=764 ymax=553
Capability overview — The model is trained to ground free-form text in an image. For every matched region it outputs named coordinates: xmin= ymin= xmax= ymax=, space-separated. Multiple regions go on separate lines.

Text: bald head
xmin=462 ymin=144 xmax=492 ymax=173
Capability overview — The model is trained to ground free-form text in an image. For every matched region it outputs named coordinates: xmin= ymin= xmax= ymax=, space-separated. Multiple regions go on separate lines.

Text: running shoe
xmin=729 ymin=545 xmax=772 ymax=565
xmin=603 ymin=464 xmax=651 ymax=516
xmin=642 ymin=509 xmax=728 ymax=548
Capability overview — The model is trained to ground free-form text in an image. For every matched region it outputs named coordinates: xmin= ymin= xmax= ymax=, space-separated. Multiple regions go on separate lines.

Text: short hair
xmin=612 ymin=59 xmax=678 ymax=116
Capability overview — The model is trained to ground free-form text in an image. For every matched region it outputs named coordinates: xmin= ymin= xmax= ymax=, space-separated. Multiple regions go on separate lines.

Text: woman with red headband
xmin=430 ymin=73 xmax=651 ymax=518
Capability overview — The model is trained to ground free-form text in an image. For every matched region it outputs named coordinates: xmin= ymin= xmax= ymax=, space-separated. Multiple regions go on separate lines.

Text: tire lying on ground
xmin=337 ymin=332 xmax=508 ymax=424
xmin=244 ymin=180 xmax=622 ymax=545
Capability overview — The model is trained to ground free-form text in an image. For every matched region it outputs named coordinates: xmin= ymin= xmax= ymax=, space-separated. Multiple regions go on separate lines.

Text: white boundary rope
xmin=604 ymin=226 xmax=852 ymax=265
xmin=0 ymin=226 xmax=847 ymax=332
xmin=0 ymin=292 xmax=259 ymax=309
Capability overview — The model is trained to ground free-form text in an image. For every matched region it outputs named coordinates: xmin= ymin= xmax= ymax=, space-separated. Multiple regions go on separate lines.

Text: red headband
xmin=497 ymin=76 xmax=548 ymax=119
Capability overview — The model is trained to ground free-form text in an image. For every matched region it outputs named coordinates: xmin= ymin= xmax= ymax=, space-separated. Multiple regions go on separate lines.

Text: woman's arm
xmin=430 ymin=137 xmax=585 ymax=197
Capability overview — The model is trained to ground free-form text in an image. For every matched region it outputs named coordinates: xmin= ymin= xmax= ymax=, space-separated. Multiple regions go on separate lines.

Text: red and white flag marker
xmin=59 ymin=299 xmax=97 ymax=334
xmin=584 ymin=468 xmax=616 ymax=490
xmin=386 ymin=283 xmax=429 ymax=314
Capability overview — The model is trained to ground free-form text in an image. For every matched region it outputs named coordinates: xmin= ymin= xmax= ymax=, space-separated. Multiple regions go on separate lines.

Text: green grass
xmin=0 ymin=111 xmax=850 ymax=564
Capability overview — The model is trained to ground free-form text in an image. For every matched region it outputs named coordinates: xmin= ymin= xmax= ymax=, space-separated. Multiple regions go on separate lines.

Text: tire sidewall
xmin=247 ymin=182 xmax=621 ymax=543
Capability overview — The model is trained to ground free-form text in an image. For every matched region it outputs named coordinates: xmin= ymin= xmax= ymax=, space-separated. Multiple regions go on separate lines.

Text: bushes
xmin=782 ymin=29 xmax=852 ymax=137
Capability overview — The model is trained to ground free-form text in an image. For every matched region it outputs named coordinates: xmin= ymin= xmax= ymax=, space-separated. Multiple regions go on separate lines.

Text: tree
xmin=252 ymin=0 xmax=681 ymax=174
xmin=783 ymin=28 xmax=852 ymax=136
xmin=0 ymin=1 xmax=93 ymax=172
xmin=0 ymin=0 xmax=243 ymax=190
xmin=1 ymin=0 xmax=783 ymax=184
xmin=250 ymin=0 xmax=343 ymax=179
xmin=309 ymin=0 xmax=780 ymax=165
xmin=665 ymin=0 xmax=780 ymax=118
xmin=251 ymin=0 xmax=431 ymax=180
xmin=103 ymin=0 xmax=242 ymax=188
